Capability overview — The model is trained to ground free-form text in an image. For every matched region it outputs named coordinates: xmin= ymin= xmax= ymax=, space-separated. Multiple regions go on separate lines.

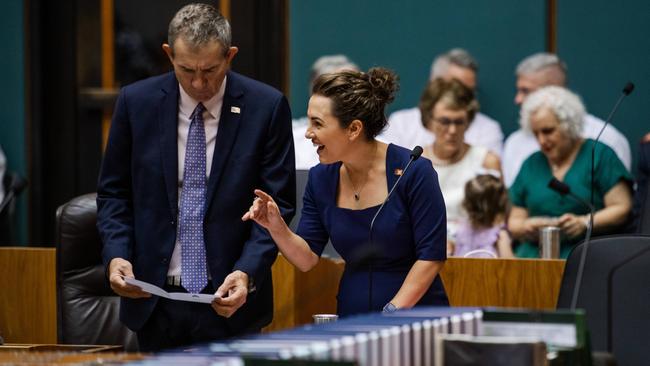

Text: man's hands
xmin=108 ymin=258 xmax=151 ymax=298
xmin=109 ymin=259 xmax=250 ymax=318
xmin=211 ymin=270 xmax=249 ymax=318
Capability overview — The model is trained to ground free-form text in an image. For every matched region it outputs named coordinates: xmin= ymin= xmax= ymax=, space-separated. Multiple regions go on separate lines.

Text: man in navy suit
xmin=97 ymin=3 xmax=295 ymax=351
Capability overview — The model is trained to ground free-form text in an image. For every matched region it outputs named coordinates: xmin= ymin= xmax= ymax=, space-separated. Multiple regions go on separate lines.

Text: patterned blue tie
xmin=179 ymin=103 xmax=208 ymax=294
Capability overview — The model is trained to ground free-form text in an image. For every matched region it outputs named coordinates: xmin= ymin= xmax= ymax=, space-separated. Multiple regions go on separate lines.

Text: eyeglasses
xmin=432 ymin=117 xmax=469 ymax=128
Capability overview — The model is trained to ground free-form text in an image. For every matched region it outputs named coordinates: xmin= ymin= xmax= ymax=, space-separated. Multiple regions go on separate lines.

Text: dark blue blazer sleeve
xmin=97 ymin=89 xmax=135 ymax=268
xmin=233 ymin=94 xmax=296 ymax=285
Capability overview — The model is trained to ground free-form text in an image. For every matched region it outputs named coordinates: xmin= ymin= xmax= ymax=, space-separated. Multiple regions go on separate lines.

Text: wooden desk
xmin=0 ymin=247 xmax=57 ymax=343
xmin=266 ymin=256 xmax=565 ymax=331
xmin=0 ymin=248 xmax=565 ymax=339
xmin=0 ymin=344 xmax=144 ymax=365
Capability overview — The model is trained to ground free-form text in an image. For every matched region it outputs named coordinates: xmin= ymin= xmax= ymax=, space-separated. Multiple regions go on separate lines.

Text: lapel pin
xmin=230 ymin=106 xmax=241 ymax=114
xmin=394 ymin=168 xmax=403 ymax=176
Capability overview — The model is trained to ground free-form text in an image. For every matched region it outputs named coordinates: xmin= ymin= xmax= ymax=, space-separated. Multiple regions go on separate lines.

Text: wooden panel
xmin=0 ymin=247 xmax=57 ymax=343
xmin=267 ymin=254 xmax=296 ymax=331
xmin=265 ymin=255 xmax=343 ymax=332
xmin=440 ymin=257 xmax=565 ymax=309
xmin=266 ymin=256 xmax=565 ymax=331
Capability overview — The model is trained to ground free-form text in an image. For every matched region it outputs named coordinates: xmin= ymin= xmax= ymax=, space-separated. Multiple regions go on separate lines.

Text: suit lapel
xmin=205 ymin=72 xmax=244 ymax=211
xmin=159 ymin=73 xmax=180 ymax=220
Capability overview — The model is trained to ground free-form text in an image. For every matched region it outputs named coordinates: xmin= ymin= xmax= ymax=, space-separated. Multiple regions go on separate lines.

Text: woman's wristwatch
xmin=382 ymin=302 xmax=398 ymax=313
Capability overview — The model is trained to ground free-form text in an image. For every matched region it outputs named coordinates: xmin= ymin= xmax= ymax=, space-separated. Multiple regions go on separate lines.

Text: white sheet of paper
xmin=123 ymin=277 xmax=216 ymax=304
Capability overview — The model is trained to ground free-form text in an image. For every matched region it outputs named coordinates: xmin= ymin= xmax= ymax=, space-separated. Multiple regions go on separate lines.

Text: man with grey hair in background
xmin=502 ymin=52 xmax=631 ymax=186
xmin=98 ymin=3 xmax=295 ymax=351
xmin=380 ymin=48 xmax=504 ymax=156
xmin=293 ymin=55 xmax=359 ymax=169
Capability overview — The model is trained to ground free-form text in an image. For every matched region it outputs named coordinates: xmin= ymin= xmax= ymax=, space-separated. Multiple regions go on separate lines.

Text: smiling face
xmin=163 ymin=37 xmax=238 ymax=102
xmin=429 ymin=100 xmax=470 ymax=156
xmin=305 ymin=94 xmax=355 ymax=164
xmin=530 ymin=107 xmax=575 ymax=164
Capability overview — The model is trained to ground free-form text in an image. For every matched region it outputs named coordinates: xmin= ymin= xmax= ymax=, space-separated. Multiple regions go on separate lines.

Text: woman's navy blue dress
xmin=296 ymin=144 xmax=449 ymax=317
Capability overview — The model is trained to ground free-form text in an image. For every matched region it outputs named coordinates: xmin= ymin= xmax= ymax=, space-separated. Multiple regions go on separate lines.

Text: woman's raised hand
xmin=241 ymin=189 xmax=286 ymax=233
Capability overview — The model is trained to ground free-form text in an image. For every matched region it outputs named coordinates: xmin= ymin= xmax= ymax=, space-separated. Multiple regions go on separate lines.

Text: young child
xmin=451 ymin=174 xmax=513 ymax=258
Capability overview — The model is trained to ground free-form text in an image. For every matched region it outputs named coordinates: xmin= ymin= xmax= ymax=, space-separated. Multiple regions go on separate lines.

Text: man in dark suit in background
xmin=97 ymin=3 xmax=295 ymax=351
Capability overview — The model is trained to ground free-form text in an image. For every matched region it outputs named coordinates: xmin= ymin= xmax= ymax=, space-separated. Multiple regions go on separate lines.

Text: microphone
xmin=591 ymin=82 xmax=634 ymax=205
xmin=547 ymin=178 xmax=595 ymax=310
xmin=0 ymin=173 xmax=28 ymax=215
xmin=366 ymin=146 xmax=423 ymax=312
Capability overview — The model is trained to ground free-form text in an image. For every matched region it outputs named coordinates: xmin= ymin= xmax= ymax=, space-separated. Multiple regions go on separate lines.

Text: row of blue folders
xmin=126 ymin=306 xmax=489 ymax=366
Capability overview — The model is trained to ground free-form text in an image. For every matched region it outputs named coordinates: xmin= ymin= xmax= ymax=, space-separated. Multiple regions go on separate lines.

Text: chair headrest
xmin=56 ymin=193 xmax=101 ymax=272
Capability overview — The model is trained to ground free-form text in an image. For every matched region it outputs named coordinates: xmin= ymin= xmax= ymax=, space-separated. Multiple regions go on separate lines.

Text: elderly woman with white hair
xmin=508 ymin=86 xmax=632 ymax=258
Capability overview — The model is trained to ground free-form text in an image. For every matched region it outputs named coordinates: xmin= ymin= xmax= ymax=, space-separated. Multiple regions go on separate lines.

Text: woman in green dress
xmin=508 ymin=86 xmax=633 ymax=258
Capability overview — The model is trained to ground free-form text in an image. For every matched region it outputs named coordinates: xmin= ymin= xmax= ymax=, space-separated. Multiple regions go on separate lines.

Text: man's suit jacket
xmin=97 ymin=71 xmax=296 ymax=333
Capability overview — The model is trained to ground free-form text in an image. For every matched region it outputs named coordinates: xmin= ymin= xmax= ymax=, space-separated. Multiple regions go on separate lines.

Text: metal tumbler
xmin=539 ymin=226 xmax=560 ymax=259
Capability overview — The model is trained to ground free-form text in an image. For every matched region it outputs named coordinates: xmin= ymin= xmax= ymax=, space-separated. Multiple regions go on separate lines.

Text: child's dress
xmin=453 ymin=219 xmax=501 ymax=257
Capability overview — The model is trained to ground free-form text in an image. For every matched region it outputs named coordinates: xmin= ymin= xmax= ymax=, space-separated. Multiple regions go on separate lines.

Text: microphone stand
xmin=367 ymin=146 xmax=422 ymax=312
xmin=547 ymin=178 xmax=594 ymax=309
xmin=590 ymin=82 xmax=634 ymax=206
xmin=0 ymin=190 xmax=17 ymax=216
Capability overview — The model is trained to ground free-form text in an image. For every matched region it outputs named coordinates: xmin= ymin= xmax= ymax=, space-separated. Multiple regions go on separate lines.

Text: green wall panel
xmin=557 ymin=0 xmax=650 ymax=172
xmin=290 ymin=0 xmax=546 ymax=135
xmin=0 ymin=0 xmax=26 ymax=244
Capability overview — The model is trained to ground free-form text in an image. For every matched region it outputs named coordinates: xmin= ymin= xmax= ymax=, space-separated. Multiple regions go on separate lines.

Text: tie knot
xmin=191 ymin=103 xmax=206 ymax=120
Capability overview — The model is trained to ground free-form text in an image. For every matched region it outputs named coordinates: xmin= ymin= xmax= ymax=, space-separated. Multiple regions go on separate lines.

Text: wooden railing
xmin=265 ymin=256 xmax=565 ymax=331
xmin=0 ymin=248 xmax=564 ymax=341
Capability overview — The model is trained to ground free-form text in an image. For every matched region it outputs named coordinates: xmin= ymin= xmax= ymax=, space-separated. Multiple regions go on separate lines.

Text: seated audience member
xmin=503 ymin=52 xmax=631 ymax=186
xmin=631 ymin=133 xmax=650 ymax=233
xmin=293 ymin=55 xmax=359 ymax=169
xmin=380 ymin=48 xmax=504 ymax=156
xmin=508 ymin=86 xmax=633 ymax=258
xmin=244 ymin=68 xmax=449 ymax=317
xmin=452 ymin=173 xmax=513 ymax=258
xmin=419 ymin=78 xmax=501 ymax=246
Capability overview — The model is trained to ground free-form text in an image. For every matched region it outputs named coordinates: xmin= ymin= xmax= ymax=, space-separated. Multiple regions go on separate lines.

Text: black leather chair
xmin=557 ymin=235 xmax=650 ymax=366
xmin=56 ymin=193 xmax=138 ymax=351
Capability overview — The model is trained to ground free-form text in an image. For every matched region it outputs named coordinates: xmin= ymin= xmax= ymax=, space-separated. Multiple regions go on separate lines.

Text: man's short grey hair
xmin=309 ymin=55 xmax=359 ymax=90
xmin=430 ymin=48 xmax=478 ymax=80
xmin=516 ymin=52 xmax=567 ymax=79
xmin=520 ymin=86 xmax=585 ymax=140
xmin=168 ymin=3 xmax=231 ymax=53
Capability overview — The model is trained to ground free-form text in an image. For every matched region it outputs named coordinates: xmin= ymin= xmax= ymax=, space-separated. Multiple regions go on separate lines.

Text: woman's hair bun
xmin=366 ymin=67 xmax=399 ymax=104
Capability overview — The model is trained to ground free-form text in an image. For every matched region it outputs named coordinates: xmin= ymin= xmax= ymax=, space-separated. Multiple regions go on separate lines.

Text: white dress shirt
xmin=502 ymin=113 xmax=632 ymax=187
xmin=292 ymin=116 xmax=320 ymax=170
xmin=168 ymin=77 xmax=227 ymax=277
xmin=378 ymin=107 xmax=504 ymax=157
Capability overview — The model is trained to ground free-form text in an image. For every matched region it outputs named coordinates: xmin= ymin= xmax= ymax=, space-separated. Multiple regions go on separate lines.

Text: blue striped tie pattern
xmin=179 ymin=103 xmax=208 ymax=294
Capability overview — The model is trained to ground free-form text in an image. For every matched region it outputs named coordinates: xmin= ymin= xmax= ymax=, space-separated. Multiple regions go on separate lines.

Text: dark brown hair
xmin=418 ymin=78 xmax=479 ymax=128
xmin=462 ymin=174 xmax=508 ymax=228
xmin=311 ymin=67 xmax=399 ymax=140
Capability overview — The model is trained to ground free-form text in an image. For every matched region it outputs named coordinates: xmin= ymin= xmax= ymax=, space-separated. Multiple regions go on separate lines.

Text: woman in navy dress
xmin=243 ymin=67 xmax=449 ymax=317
